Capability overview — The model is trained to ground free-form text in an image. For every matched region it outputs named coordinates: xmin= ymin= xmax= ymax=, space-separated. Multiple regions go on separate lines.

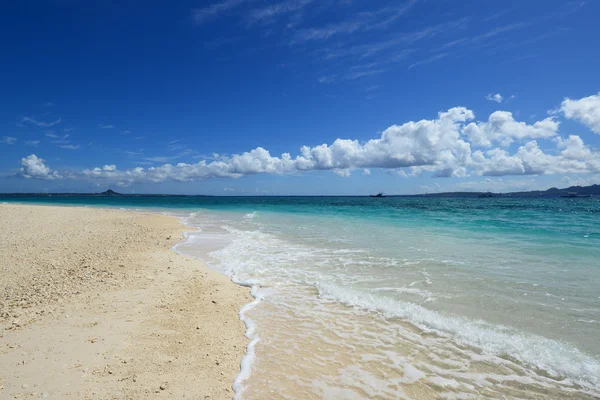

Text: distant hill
xmin=506 ymin=184 xmax=600 ymax=197
xmin=411 ymin=184 xmax=600 ymax=198
xmin=100 ymin=189 xmax=121 ymax=196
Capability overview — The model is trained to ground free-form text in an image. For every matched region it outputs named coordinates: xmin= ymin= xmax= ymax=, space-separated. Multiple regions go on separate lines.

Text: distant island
xmin=100 ymin=189 xmax=121 ymax=196
xmin=0 ymin=184 xmax=598 ymax=198
xmin=410 ymin=184 xmax=600 ymax=198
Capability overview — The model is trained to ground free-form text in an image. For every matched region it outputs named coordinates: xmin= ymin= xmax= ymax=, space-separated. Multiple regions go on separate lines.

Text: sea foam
xmin=317 ymin=281 xmax=600 ymax=392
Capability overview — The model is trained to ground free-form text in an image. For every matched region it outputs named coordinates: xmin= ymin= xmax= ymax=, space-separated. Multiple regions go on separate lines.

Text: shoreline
xmin=0 ymin=204 xmax=251 ymax=399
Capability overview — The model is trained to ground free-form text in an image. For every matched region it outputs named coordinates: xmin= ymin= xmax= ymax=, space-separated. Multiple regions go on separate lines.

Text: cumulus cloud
xmin=20 ymin=155 xmax=60 ymax=179
xmin=470 ymin=137 xmax=600 ymax=177
xmin=463 ymin=111 xmax=558 ymax=147
xmin=71 ymin=108 xmax=474 ymax=185
xmin=486 ymin=93 xmax=503 ymax=103
xmin=560 ymin=92 xmax=600 ymax=134
xmin=14 ymin=99 xmax=600 ymax=185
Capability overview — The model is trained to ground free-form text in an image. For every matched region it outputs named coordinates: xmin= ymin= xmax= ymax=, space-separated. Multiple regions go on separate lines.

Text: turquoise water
xmin=4 ymin=195 xmax=600 ymax=398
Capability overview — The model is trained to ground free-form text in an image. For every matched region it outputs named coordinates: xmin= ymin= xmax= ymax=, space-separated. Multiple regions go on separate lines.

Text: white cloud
xmin=15 ymin=101 xmax=600 ymax=185
xmin=143 ymin=156 xmax=178 ymax=163
xmin=560 ymin=92 xmax=600 ymax=134
xmin=486 ymin=93 xmax=503 ymax=103
xmin=408 ymin=52 xmax=448 ymax=69
xmin=333 ymin=168 xmax=351 ymax=177
xmin=20 ymin=155 xmax=60 ymax=179
xmin=98 ymin=124 xmax=114 ymax=129
xmin=47 ymin=107 xmax=476 ymax=184
xmin=192 ymin=0 xmax=246 ymax=24
xmin=470 ymin=137 xmax=600 ymax=177
xmin=318 ymin=75 xmax=339 ymax=84
xmin=47 ymin=133 xmax=70 ymax=144
xmin=22 ymin=117 xmax=62 ymax=127
xmin=463 ymin=111 xmax=558 ymax=147
xmin=60 ymin=144 xmax=80 ymax=150
xmin=1 ymin=136 xmax=17 ymax=145
xmin=25 ymin=140 xmax=40 ymax=146
xmin=291 ymin=2 xmax=416 ymax=43
xmin=293 ymin=20 xmax=362 ymax=42
xmin=248 ymin=0 xmax=315 ymax=24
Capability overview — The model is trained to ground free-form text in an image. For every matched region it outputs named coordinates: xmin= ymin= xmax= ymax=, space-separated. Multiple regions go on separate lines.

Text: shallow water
xmin=5 ymin=196 xmax=600 ymax=398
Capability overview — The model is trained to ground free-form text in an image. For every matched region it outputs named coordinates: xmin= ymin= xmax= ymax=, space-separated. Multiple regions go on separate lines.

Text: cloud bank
xmin=15 ymin=93 xmax=600 ymax=186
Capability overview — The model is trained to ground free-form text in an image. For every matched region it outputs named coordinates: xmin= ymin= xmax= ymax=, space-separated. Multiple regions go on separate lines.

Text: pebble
xmin=159 ymin=384 xmax=166 ymax=390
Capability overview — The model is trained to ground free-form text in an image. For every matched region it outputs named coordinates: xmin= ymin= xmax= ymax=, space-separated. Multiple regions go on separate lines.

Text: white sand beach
xmin=0 ymin=204 xmax=251 ymax=399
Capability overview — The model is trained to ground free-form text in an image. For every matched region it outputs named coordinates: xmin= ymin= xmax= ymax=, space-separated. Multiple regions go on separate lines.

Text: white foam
xmin=429 ymin=376 xmax=459 ymax=388
xmin=233 ymin=285 xmax=262 ymax=400
xmin=316 ymin=281 xmax=600 ymax=392
xmin=401 ymin=363 xmax=425 ymax=383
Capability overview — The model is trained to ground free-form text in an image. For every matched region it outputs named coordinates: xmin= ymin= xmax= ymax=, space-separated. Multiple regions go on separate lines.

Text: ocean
xmin=3 ymin=195 xmax=600 ymax=399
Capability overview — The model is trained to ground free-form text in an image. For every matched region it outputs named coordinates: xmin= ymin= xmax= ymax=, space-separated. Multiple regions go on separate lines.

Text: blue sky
xmin=1 ymin=0 xmax=600 ymax=195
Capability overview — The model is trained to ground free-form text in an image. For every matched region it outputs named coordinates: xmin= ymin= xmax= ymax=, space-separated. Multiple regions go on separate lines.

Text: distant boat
xmin=370 ymin=192 xmax=386 ymax=198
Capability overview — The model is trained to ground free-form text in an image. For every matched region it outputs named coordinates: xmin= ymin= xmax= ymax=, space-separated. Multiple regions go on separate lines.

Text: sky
xmin=1 ymin=0 xmax=600 ymax=195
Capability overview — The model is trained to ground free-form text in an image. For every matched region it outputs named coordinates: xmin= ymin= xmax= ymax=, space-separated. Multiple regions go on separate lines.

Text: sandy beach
xmin=0 ymin=204 xmax=251 ymax=399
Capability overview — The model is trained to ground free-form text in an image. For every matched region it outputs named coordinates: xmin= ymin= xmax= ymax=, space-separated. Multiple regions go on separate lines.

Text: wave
xmin=233 ymin=285 xmax=262 ymax=400
xmin=316 ymin=281 xmax=600 ymax=392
